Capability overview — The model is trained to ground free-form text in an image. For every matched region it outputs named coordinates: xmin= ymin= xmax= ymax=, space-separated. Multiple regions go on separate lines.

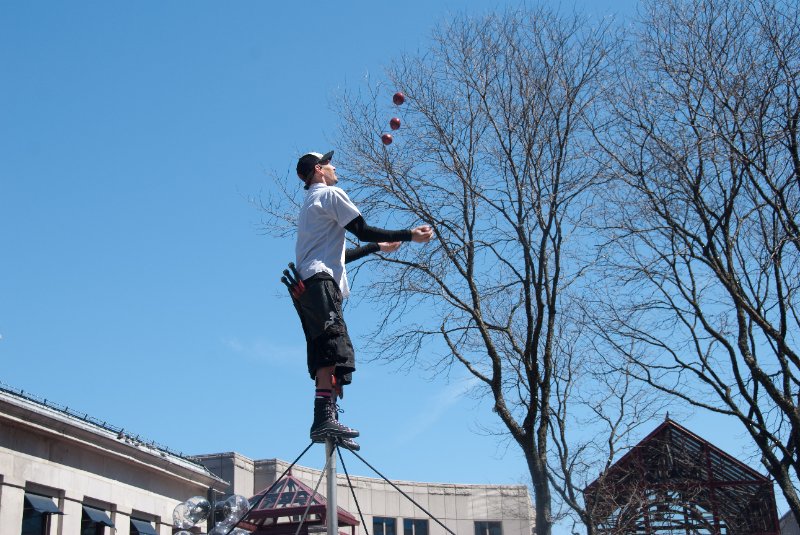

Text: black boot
xmin=331 ymin=403 xmax=360 ymax=451
xmin=337 ymin=436 xmax=361 ymax=451
xmin=310 ymin=398 xmax=359 ymax=442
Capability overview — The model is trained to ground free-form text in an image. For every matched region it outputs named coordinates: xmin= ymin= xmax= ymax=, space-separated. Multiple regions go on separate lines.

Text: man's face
xmin=317 ymin=160 xmax=337 ymax=186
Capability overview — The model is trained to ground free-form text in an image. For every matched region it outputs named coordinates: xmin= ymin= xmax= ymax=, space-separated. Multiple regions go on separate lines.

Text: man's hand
xmin=378 ymin=242 xmax=401 ymax=253
xmin=411 ymin=225 xmax=434 ymax=243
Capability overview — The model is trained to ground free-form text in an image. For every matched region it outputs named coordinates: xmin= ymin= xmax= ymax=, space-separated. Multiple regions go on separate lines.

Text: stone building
xmin=0 ymin=385 xmax=227 ymax=535
xmin=196 ymin=453 xmax=533 ymax=535
xmin=781 ymin=511 xmax=800 ymax=535
xmin=0 ymin=384 xmax=534 ymax=535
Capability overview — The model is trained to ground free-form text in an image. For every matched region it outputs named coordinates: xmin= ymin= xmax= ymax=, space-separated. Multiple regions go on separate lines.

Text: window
xmin=80 ymin=519 xmax=103 ymax=535
xmin=474 ymin=521 xmax=503 ymax=535
xmin=373 ymin=516 xmax=397 ymax=535
xmin=81 ymin=505 xmax=114 ymax=535
xmin=404 ymin=518 xmax=429 ymax=535
xmin=21 ymin=508 xmax=48 ymax=535
xmin=21 ymin=493 xmax=61 ymax=535
xmin=130 ymin=518 xmax=157 ymax=535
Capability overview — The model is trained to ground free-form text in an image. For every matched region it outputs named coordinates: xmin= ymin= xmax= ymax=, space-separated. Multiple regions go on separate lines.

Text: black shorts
xmin=292 ymin=273 xmax=355 ymax=385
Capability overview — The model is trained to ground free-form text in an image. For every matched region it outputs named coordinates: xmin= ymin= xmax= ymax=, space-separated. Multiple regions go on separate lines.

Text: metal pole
xmin=326 ymin=438 xmax=338 ymax=535
xmin=207 ymin=487 xmax=216 ymax=531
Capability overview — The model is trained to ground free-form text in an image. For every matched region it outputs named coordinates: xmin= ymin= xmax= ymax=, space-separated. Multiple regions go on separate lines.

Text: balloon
xmin=184 ymin=496 xmax=211 ymax=524
xmin=230 ymin=529 xmax=250 ymax=535
xmin=174 ymin=532 xmax=193 ymax=535
xmin=223 ymin=494 xmax=250 ymax=522
xmin=208 ymin=520 xmax=235 ymax=535
xmin=172 ymin=503 xmax=193 ymax=529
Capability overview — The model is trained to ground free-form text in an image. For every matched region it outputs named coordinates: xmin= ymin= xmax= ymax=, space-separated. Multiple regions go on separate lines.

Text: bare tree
xmin=548 ymin=357 xmax=672 ymax=534
xmin=330 ymin=8 xmax=654 ymax=535
xmin=595 ymin=0 xmax=800 ymax=521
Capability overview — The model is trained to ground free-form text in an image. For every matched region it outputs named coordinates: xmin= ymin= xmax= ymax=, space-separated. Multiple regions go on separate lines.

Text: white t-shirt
xmin=295 ymin=183 xmax=361 ymax=297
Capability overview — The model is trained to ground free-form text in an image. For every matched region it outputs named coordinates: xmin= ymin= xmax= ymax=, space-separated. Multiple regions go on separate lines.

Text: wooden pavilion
xmin=237 ymin=471 xmax=359 ymax=535
xmin=584 ymin=418 xmax=779 ymax=534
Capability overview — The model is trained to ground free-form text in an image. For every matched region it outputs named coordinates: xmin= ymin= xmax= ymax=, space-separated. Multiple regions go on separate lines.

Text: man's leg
xmin=314 ymin=367 xmax=359 ymax=450
xmin=315 ymin=366 xmax=335 ymax=390
xmin=299 ymin=277 xmax=358 ymax=444
xmin=310 ymin=365 xmax=359 ymax=442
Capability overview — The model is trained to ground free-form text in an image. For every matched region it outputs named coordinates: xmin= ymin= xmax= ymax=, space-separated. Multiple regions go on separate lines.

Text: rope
xmin=222 ymin=441 xmax=314 ymax=535
xmin=344 ymin=448 xmax=458 ymax=535
xmin=337 ymin=446 xmax=371 ymax=535
xmin=222 ymin=440 xmax=458 ymax=535
xmin=293 ymin=447 xmax=333 ymax=535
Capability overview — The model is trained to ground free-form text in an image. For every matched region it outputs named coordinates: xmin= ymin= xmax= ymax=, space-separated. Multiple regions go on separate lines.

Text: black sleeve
xmin=345 ymin=243 xmax=380 ymax=264
xmin=344 ymin=215 xmax=413 ymax=242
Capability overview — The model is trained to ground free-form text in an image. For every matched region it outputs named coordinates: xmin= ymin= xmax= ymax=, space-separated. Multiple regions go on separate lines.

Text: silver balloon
xmin=230 ymin=529 xmax=250 ymax=535
xmin=208 ymin=520 xmax=235 ymax=535
xmin=174 ymin=532 xmax=193 ymax=535
xmin=222 ymin=494 xmax=250 ymax=522
xmin=184 ymin=495 xmax=211 ymax=524
xmin=172 ymin=503 xmax=193 ymax=529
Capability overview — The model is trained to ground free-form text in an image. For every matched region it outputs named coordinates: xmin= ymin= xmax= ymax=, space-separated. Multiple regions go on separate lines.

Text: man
xmin=288 ymin=150 xmax=433 ymax=450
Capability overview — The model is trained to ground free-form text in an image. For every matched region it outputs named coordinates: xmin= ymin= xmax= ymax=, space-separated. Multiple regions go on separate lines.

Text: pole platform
xmin=325 ymin=437 xmax=338 ymax=535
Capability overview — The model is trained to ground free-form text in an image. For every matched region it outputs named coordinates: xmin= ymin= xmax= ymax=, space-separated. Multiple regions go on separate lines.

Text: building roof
xmin=584 ymin=418 xmax=779 ymax=534
xmin=240 ymin=470 xmax=359 ymax=534
xmin=0 ymin=381 xmax=226 ymax=486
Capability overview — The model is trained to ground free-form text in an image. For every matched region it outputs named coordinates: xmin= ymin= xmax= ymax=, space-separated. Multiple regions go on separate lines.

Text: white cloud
xmin=398 ymin=376 xmax=481 ymax=442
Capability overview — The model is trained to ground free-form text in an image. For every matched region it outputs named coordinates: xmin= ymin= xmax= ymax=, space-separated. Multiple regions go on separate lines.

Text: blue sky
xmin=1 ymin=0 xmax=788 ymax=531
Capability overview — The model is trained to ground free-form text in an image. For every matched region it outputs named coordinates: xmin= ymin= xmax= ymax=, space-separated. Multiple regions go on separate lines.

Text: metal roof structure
xmin=239 ymin=471 xmax=359 ymax=535
xmin=583 ymin=418 xmax=779 ymax=534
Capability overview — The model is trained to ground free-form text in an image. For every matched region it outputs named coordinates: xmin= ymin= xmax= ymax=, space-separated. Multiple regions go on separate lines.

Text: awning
xmin=130 ymin=518 xmax=158 ymax=535
xmin=24 ymin=493 xmax=62 ymax=515
xmin=82 ymin=505 xmax=115 ymax=527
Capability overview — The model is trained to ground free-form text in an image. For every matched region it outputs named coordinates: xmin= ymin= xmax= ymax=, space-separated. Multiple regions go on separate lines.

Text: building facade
xmin=0 ymin=386 xmax=228 ymax=535
xmin=0 ymin=385 xmax=534 ymax=535
xmin=196 ymin=453 xmax=534 ymax=535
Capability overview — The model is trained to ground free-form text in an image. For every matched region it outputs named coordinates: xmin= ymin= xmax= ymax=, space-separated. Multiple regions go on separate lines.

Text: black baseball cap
xmin=296 ymin=150 xmax=334 ymax=186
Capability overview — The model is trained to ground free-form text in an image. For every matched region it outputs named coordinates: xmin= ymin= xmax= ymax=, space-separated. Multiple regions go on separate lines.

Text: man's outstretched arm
xmin=344 ymin=242 xmax=403 ymax=264
xmin=344 ymin=215 xmax=434 ymax=243
xmin=344 ymin=243 xmax=380 ymax=263
xmin=344 ymin=215 xmax=412 ymax=242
